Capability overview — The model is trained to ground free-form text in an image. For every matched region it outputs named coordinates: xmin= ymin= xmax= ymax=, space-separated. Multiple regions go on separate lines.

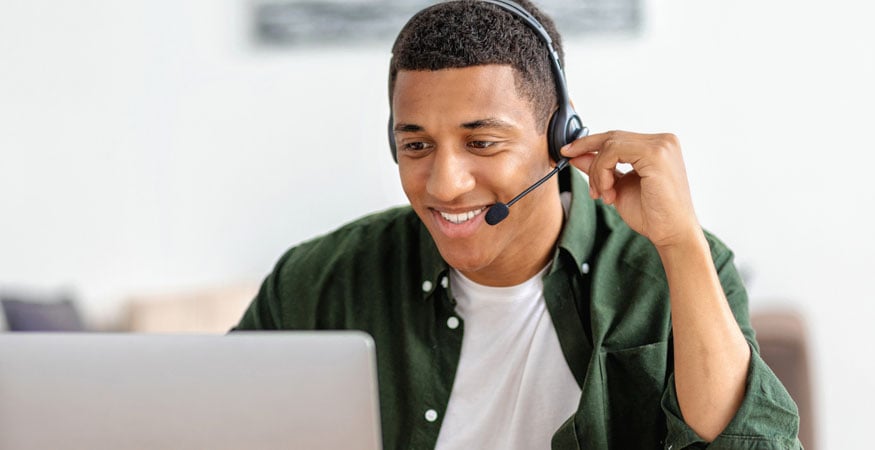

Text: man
xmin=234 ymin=1 xmax=801 ymax=448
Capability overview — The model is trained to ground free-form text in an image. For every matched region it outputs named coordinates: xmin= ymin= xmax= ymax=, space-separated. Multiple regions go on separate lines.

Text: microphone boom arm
xmin=484 ymin=157 xmax=570 ymax=226
xmin=506 ymin=157 xmax=569 ymax=209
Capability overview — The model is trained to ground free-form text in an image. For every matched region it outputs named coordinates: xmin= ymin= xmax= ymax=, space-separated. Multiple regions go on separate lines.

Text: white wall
xmin=1 ymin=0 xmax=872 ymax=447
xmin=0 ymin=0 xmax=406 ymax=317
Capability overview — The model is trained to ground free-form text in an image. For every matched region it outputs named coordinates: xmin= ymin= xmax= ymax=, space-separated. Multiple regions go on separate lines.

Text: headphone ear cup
xmin=548 ymin=103 xmax=585 ymax=162
xmin=388 ymin=117 xmax=398 ymax=163
xmin=546 ymin=110 xmax=563 ymax=162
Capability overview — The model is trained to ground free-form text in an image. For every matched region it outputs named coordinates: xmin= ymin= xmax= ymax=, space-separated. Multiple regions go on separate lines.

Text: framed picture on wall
xmin=253 ymin=0 xmax=642 ymax=47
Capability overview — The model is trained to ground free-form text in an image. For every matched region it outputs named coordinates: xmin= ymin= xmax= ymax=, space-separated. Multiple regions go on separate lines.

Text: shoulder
xmin=236 ymin=205 xmax=426 ymax=330
xmin=588 ymin=203 xmax=747 ymax=348
xmin=275 ymin=205 xmax=421 ymax=275
xmin=594 ymin=202 xmax=735 ymax=279
xmin=593 ymin=202 xmax=663 ymax=281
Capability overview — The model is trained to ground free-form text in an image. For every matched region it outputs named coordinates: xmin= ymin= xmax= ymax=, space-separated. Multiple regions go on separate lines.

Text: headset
xmin=387 ymin=0 xmax=588 ymax=163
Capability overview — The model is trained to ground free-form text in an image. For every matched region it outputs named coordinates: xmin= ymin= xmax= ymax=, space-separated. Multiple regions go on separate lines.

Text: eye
xmin=468 ymin=141 xmax=495 ymax=150
xmin=402 ymin=141 xmax=432 ymax=152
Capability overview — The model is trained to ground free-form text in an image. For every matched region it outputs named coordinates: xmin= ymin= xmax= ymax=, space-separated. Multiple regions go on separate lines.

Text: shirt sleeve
xmin=659 ymin=238 xmax=803 ymax=450
xmin=231 ymin=249 xmax=293 ymax=331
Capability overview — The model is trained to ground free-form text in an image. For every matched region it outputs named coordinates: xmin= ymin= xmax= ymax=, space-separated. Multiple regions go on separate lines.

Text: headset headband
xmin=478 ymin=0 xmax=571 ymax=105
xmin=388 ymin=0 xmax=586 ymax=162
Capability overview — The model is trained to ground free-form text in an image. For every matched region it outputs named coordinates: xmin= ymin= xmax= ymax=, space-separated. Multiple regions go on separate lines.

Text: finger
xmin=588 ymin=138 xmax=653 ymax=202
xmin=564 ymin=152 xmax=600 ymax=199
xmin=559 ymin=130 xmax=644 ymax=158
xmin=561 ymin=131 xmax=636 ymax=199
xmin=600 ymin=168 xmax=629 ymax=204
xmin=561 ymin=132 xmax=624 ymax=201
xmin=563 ymin=152 xmax=600 ymax=199
xmin=566 ymin=152 xmax=596 ymax=175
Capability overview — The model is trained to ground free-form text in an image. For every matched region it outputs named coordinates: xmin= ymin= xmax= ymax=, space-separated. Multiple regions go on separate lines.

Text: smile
xmin=438 ymin=207 xmax=486 ymax=224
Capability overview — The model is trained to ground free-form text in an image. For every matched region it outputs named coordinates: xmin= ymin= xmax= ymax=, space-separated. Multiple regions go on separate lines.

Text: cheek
xmin=493 ymin=152 xmax=548 ymax=188
xmin=524 ymin=143 xmax=554 ymax=179
xmin=398 ymin=164 xmax=426 ymax=200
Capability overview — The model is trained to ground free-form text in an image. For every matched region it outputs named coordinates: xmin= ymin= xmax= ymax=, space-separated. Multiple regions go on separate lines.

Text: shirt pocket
xmin=602 ymin=340 xmax=670 ymax=448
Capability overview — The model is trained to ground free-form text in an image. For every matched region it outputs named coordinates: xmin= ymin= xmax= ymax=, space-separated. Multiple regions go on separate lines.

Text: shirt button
xmin=422 ymin=280 xmax=433 ymax=292
xmin=440 ymin=276 xmax=449 ymax=289
xmin=581 ymin=262 xmax=590 ymax=274
xmin=424 ymin=409 xmax=438 ymax=422
xmin=446 ymin=316 xmax=460 ymax=330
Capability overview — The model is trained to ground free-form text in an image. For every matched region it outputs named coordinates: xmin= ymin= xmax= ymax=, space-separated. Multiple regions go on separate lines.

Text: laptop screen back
xmin=0 ymin=332 xmax=382 ymax=450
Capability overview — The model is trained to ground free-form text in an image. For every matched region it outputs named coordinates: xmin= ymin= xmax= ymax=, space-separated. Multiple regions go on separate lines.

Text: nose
xmin=426 ymin=148 xmax=476 ymax=203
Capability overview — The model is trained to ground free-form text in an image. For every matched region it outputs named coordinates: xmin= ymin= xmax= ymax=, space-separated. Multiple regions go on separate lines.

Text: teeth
xmin=439 ymin=207 xmax=485 ymax=224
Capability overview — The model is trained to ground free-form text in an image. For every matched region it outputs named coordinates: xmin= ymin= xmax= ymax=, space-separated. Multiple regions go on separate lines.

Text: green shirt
xmin=234 ymin=168 xmax=801 ymax=450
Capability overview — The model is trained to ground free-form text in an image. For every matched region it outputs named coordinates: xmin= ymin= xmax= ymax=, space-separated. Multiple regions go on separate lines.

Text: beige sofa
xmin=120 ymin=281 xmax=259 ymax=333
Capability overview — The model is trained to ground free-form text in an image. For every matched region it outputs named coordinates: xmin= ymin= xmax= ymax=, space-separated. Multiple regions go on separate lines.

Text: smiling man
xmin=394 ymin=66 xmax=563 ymax=287
xmin=234 ymin=1 xmax=801 ymax=449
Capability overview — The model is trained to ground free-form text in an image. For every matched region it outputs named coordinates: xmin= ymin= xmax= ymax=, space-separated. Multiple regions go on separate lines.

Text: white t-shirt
xmin=434 ymin=265 xmax=582 ymax=449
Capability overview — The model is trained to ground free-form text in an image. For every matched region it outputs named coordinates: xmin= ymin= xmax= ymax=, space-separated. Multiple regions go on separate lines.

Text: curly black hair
xmin=389 ymin=0 xmax=565 ymax=131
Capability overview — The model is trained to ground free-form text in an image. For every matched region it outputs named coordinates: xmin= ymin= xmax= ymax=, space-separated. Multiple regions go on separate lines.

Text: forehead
xmin=392 ymin=65 xmax=536 ymax=126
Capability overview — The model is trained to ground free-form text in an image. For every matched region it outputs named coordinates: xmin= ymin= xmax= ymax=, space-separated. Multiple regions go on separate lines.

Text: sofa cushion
xmin=1 ymin=296 xmax=86 ymax=331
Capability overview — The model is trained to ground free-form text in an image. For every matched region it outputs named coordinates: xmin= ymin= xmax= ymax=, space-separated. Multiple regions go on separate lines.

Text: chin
xmin=436 ymin=244 xmax=493 ymax=274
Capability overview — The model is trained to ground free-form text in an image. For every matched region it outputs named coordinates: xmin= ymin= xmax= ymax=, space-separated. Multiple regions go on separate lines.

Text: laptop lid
xmin=0 ymin=332 xmax=382 ymax=450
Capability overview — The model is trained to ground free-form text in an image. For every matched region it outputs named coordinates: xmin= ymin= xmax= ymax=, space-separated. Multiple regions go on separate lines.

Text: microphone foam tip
xmin=485 ymin=203 xmax=509 ymax=226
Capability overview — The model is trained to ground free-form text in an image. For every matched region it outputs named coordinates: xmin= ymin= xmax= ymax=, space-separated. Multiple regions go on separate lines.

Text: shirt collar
xmin=551 ymin=167 xmax=598 ymax=277
xmin=418 ymin=218 xmax=450 ymax=300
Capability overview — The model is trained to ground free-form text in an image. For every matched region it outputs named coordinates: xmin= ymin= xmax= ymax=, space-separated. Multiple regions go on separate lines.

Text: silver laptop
xmin=0 ymin=332 xmax=383 ymax=450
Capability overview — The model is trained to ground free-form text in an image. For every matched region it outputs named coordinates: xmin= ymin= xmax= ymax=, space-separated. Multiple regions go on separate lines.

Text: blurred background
xmin=1 ymin=0 xmax=872 ymax=447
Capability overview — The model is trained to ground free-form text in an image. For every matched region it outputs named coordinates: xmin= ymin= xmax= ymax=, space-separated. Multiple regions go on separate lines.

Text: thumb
xmin=563 ymin=150 xmax=596 ymax=175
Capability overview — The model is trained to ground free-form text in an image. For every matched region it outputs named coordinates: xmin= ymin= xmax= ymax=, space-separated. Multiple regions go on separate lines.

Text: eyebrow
xmin=393 ymin=123 xmax=423 ymax=133
xmin=461 ymin=118 xmax=515 ymax=130
xmin=393 ymin=118 xmax=515 ymax=134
